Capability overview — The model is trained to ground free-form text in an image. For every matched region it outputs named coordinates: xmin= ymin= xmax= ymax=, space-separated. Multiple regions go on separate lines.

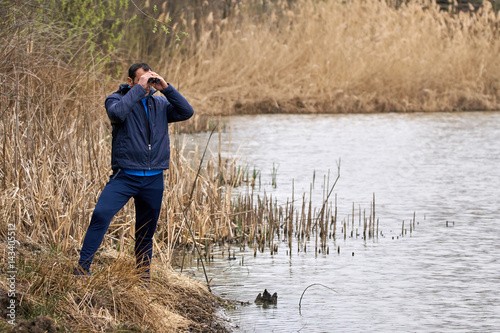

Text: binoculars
xmin=148 ymin=77 xmax=161 ymax=84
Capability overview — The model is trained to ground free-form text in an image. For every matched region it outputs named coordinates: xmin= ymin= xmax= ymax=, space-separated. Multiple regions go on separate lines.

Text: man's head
xmin=127 ymin=63 xmax=152 ymax=91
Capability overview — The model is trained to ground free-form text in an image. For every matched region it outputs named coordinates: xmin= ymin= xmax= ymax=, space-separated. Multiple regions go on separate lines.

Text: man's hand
xmin=137 ymin=71 xmax=168 ymax=91
xmin=149 ymin=71 xmax=168 ymax=91
xmin=138 ymin=71 xmax=154 ymax=90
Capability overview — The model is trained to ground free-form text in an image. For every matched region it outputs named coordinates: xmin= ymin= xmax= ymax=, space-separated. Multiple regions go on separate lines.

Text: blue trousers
xmin=78 ymin=171 xmax=164 ymax=280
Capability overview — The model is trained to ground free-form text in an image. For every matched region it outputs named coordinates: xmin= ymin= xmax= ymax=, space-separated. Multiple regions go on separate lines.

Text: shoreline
xmin=186 ymin=95 xmax=500 ymax=117
xmin=174 ymin=101 xmax=500 ymax=134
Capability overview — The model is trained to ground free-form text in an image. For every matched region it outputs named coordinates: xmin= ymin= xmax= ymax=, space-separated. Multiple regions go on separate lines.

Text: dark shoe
xmin=73 ymin=266 xmax=90 ymax=277
xmin=139 ymin=276 xmax=151 ymax=291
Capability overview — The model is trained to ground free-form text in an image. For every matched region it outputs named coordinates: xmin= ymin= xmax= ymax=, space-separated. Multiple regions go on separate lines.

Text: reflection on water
xmin=175 ymin=112 xmax=500 ymax=332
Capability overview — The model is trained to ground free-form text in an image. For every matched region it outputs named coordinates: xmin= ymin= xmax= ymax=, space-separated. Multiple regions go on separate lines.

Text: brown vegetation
xmin=1 ymin=0 xmax=500 ymax=331
xmin=0 ymin=240 xmax=230 ymax=332
xmin=172 ymin=0 xmax=500 ymax=114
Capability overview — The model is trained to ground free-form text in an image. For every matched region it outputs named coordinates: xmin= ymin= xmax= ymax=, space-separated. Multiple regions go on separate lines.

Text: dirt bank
xmin=0 ymin=239 xmax=232 ymax=332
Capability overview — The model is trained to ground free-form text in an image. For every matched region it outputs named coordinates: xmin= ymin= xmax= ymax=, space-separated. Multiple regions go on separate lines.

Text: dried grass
xmin=0 ymin=240 xmax=226 ymax=332
xmin=169 ymin=0 xmax=500 ymax=114
xmin=0 ymin=3 xmax=235 ymax=330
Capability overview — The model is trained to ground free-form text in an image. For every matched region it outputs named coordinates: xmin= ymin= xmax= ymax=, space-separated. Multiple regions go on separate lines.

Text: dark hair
xmin=128 ymin=63 xmax=152 ymax=80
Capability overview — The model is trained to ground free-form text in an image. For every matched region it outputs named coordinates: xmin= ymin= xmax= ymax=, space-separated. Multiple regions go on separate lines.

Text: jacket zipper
xmin=147 ymin=98 xmax=153 ymax=170
xmin=148 ymin=144 xmax=151 ymax=170
xmin=146 ymin=96 xmax=152 ymax=170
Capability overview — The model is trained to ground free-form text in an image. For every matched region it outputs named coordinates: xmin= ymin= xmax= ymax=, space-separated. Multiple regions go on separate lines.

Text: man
xmin=75 ymin=63 xmax=194 ymax=282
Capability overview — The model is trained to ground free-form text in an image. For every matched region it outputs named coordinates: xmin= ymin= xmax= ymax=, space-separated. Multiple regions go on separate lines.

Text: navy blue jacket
xmin=105 ymin=83 xmax=194 ymax=171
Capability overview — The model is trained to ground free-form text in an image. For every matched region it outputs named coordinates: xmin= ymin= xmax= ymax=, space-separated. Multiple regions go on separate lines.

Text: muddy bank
xmin=231 ymin=95 xmax=499 ymax=115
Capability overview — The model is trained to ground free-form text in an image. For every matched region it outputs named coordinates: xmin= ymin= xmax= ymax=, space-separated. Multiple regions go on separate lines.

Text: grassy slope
xmin=0 ymin=240 xmax=229 ymax=332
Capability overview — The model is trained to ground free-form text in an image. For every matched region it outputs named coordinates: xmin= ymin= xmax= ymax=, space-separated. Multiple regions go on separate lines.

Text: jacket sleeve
xmin=161 ymin=84 xmax=194 ymax=123
xmin=105 ymin=85 xmax=147 ymax=123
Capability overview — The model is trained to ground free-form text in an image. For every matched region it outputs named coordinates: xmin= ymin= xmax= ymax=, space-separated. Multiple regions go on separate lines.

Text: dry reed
xmin=0 ymin=3 xmax=235 ymax=330
xmin=165 ymin=0 xmax=500 ymax=114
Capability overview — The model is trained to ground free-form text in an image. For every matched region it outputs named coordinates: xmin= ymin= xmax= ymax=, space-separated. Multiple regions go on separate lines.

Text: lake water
xmin=175 ymin=112 xmax=500 ymax=332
